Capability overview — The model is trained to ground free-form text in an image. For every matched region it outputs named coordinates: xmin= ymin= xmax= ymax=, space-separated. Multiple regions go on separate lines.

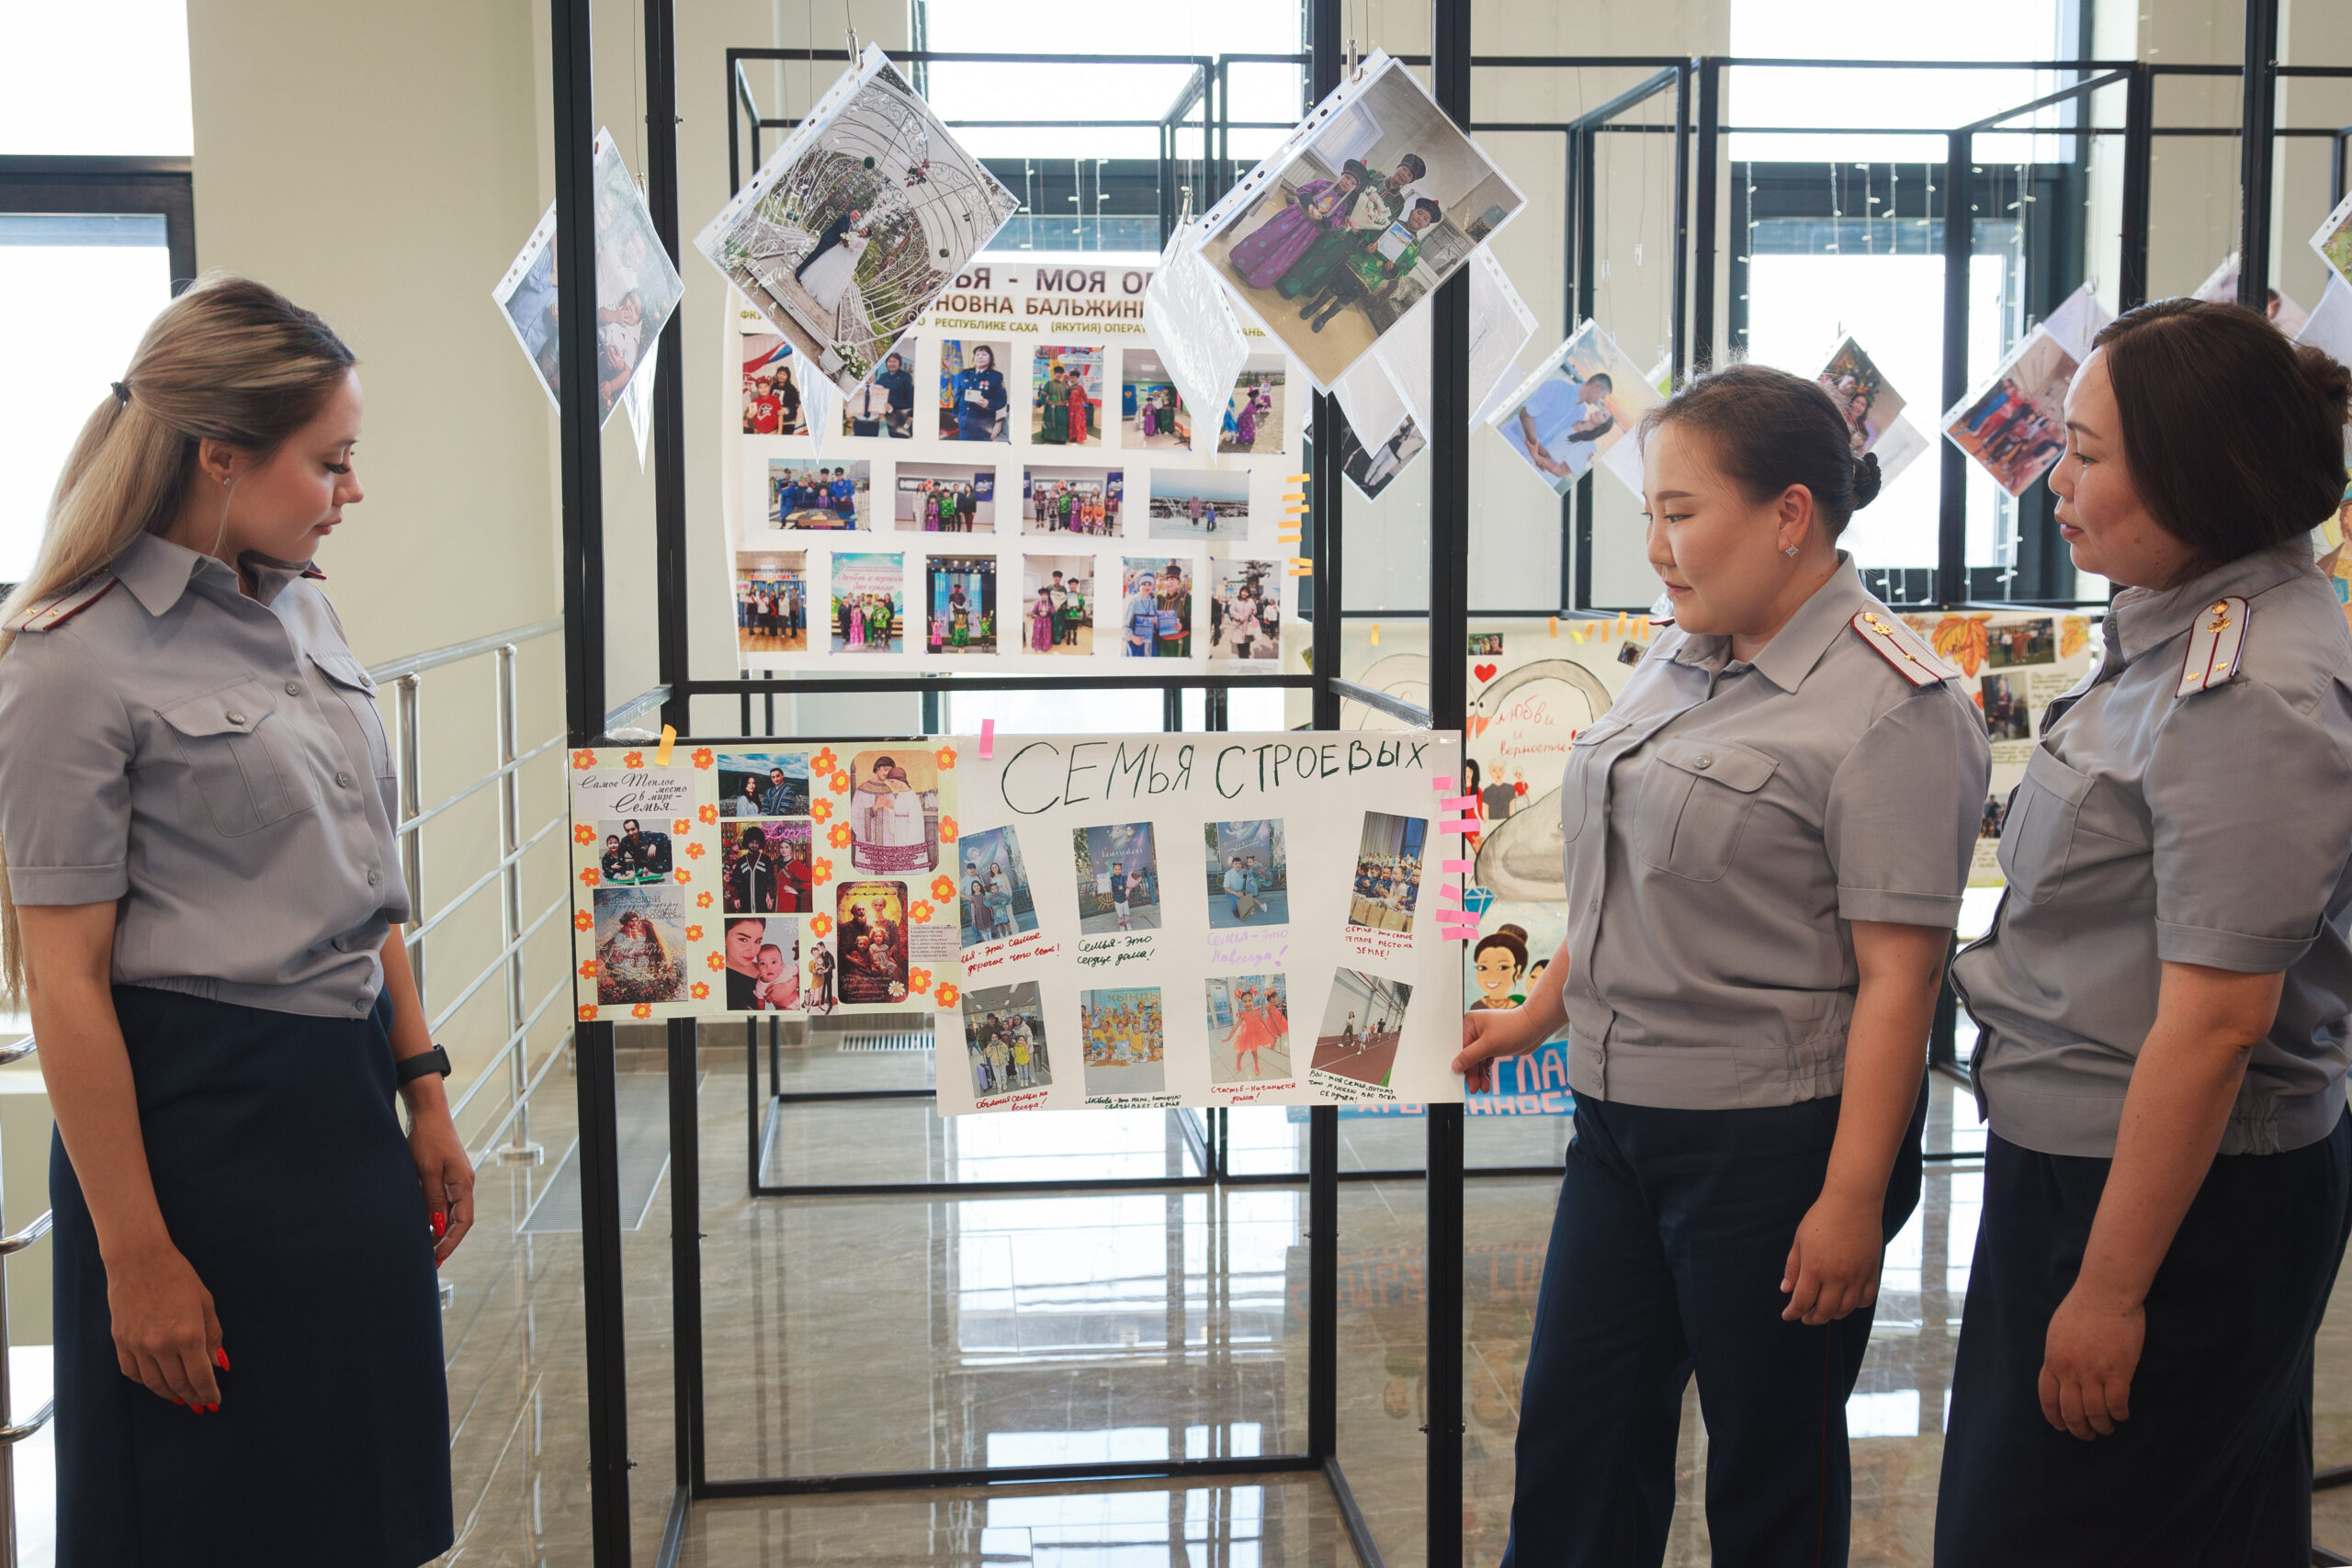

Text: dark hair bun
xmin=1850 ymin=450 xmax=1883 ymax=510
xmin=2295 ymin=344 xmax=2352 ymax=430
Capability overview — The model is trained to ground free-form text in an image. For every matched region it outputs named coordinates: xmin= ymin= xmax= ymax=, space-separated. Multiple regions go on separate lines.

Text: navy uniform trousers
xmin=51 ymin=987 xmax=454 ymax=1567
xmin=1936 ymin=1111 xmax=2352 ymax=1567
xmin=1502 ymin=1088 xmax=1926 ymax=1568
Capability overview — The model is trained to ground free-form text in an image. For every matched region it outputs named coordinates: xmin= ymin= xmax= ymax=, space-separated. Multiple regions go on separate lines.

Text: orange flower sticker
xmin=673 ymin=818 xmax=693 ymax=835
xmin=692 ymin=747 xmax=715 ymax=770
xmin=579 ymin=867 xmax=601 ymax=887
xmin=631 ymin=1003 xmax=653 ymax=1020
xmin=706 ymin=952 xmax=726 ymax=972
xmin=695 ymin=891 xmax=714 ymax=908
xmin=1930 ymin=614 xmax=1993 ymax=677
xmin=578 ymin=1004 xmax=599 ymax=1021
xmin=830 ymin=772 xmax=851 ymax=795
xmin=907 ymin=966 xmax=932 ymax=994
xmin=573 ymin=824 xmax=598 ymax=846
xmin=934 ymin=746 xmax=957 ymax=770
xmin=674 ymin=869 xmax=692 ymax=885
xmin=624 ymin=750 xmax=645 ymax=768
xmin=810 ymin=914 xmax=834 ymax=938
xmin=2060 ymin=615 xmax=2089 ymax=660
xmin=698 ymin=804 xmax=719 ymax=825
xmin=931 ymin=874 xmax=956 ymax=902
xmin=810 ymin=747 xmax=839 ymax=776
xmin=910 ymin=901 xmax=933 ymax=925
xmin=809 ymin=798 xmax=833 ymax=823
xmin=934 ymin=983 xmax=959 ymax=1009
xmin=579 ymin=959 xmax=600 ymax=978
xmin=685 ymin=841 xmax=707 ymax=860
xmin=812 ymin=857 xmax=834 ymax=886
xmin=937 ymin=816 xmax=958 ymax=843
xmin=690 ymin=981 xmax=710 ymax=1000
xmin=574 ymin=909 xmax=594 ymax=931
xmin=827 ymin=824 xmax=853 ymax=848
xmin=684 ymin=925 xmax=704 ymax=942
xmin=571 ymin=749 xmax=598 ymax=770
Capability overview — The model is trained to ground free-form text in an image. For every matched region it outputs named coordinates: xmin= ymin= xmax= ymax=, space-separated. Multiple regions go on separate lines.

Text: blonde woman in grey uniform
xmin=1938 ymin=301 xmax=2352 ymax=1564
xmin=1458 ymin=365 xmax=1990 ymax=1567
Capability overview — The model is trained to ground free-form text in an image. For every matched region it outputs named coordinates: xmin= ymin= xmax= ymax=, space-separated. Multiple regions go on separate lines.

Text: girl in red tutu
xmin=1224 ymin=984 xmax=1273 ymax=1078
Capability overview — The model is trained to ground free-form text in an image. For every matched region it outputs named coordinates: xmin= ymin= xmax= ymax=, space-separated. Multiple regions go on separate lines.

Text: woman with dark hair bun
xmin=1460 ymin=362 xmax=1989 ymax=1565
xmin=1937 ymin=299 xmax=2352 ymax=1566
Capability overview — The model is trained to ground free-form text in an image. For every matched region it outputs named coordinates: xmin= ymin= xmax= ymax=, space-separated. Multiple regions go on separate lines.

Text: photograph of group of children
xmin=923 ymin=554 xmax=995 ymax=654
xmin=1348 ymin=811 xmax=1427 ymax=933
xmin=1943 ymin=328 xmax=2077 ymax=497
xmin=893 ymin=465 xmax=992 ymax=531
xmin=1023 ymin=468 xmax=1122 ymax=536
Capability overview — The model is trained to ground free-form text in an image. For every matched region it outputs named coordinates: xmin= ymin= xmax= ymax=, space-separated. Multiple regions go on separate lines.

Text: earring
xmin=1783 ymin=545 xmax=1799 ymax=557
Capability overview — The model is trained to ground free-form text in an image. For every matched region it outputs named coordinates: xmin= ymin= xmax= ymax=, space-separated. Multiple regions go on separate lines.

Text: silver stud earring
xmin=1783 ymin=545 xmax=1799 ymax=557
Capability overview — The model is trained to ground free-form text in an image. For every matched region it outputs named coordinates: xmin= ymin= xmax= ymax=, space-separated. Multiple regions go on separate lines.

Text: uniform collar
xmin=2102 ymin=546 xmax=2307 ymax=666
xmin=1668 ymin=552 xmax=1871 ymax=694
xmin=111 ymin=532 xmax=321 ymax=615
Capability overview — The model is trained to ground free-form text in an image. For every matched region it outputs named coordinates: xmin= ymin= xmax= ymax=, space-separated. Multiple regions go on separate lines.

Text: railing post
xmin=396 ymin=673 xmax=426 ymax=1008
xmin=493 ymin=645 xmax=543 ymax=1166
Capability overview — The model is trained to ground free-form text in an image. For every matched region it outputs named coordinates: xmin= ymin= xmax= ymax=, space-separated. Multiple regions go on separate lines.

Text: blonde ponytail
xmin=0 ymin=273 xmax=356 ymax=1003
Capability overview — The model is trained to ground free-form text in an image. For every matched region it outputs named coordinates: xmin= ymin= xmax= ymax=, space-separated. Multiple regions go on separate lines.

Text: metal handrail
xmin=428 ymin=897 xmax=568 ymax=1039
xmin=403 ymin=814 xmax=566 ymax=951
xmin=0 ymin=1402 xmax=52 ymax=1448
xmin=0 ymin=1216 xmax=51 ymax=1258
xmin=396 ymin=735 xmax=566 ymax=840
xmin=368 ymin=615 xmax=564 ymax=682
xmin=449 ymin=979 xmax=572 ymax=1124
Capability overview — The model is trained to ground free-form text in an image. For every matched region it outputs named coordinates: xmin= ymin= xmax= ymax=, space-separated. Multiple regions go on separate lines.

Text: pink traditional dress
xmin=848 ymin=605 xmax=865 ymax=649
xmin=1234 ymin=393 xmax=1258 ymax=447
xmin=1228 ymin=177 xmax=1358 ymax=289
xmin=1140 ymin=403 xmax=1157 ymax=438
xmin=924 ymin=493 xmax=940 ymax=529
xmin=1029 ymin=596 xmax=1054 ymax=651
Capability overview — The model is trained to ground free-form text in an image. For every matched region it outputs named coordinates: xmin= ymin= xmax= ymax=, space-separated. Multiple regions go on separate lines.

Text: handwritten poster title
xmin=998 ymin=738 xmax=1436 ymax=815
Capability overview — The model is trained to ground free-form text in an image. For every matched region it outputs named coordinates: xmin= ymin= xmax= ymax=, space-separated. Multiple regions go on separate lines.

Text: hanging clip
xmin=845 ymin=22 xmax=860 ymax=60
xmin=1345 ymin=38 xmax=1362 ymax=83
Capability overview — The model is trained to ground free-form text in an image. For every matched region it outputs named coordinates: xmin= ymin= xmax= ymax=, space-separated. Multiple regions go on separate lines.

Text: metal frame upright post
xmin=2238 ymin=0 xmax=2279 ymax=311
xmin=2119 ymin=62 xmax=2154 ymax=310
xmin=1937 ymin=128 xmax=1972 ymax=604
xmin=1690 ymin=58 xmax=1721 ymax=375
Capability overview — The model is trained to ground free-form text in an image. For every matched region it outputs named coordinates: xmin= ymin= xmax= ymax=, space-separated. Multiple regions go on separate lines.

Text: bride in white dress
xmin=799 ymin=227 xmax=869 ymax=316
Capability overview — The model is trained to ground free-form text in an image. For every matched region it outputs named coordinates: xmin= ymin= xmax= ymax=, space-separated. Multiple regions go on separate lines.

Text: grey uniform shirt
xmin=0 ymin=532 xmax=409 ymax=1020
xmin=1952 ymin=547 xmax=2352 ymax=1158
xmin=1561 ymin=558 xmax=1990 ymax=1109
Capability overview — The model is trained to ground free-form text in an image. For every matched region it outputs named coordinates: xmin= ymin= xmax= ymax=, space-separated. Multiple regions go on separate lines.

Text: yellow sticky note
xmin=1371 ymin=623 xmax=1381 ymax=646
xmin=1286 ymin=472 xmax=1310 ymax=483
xmin=656 ymin=725 xmax=676 ymax=766
xmin=1549 ymin=615 xmax=1558 ymax=638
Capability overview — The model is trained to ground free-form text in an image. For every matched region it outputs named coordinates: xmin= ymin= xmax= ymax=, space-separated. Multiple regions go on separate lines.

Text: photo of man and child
xmin=721 ymin=916 xmax=800 ymax=1012
xmin=1349 ymin=811 xmax=1426 ymax=934
xmin=895 ymin=465 xmax=993 ymax=532
xmin=1023 ymin=467 xmax=1122 ymax=536
xmin=962 ymin=981 xmax=1051 ymax=1097
xmin=1033 ymin=345 xmax=1103 ymax=446
xmin=1121 ymin=558 xmax=1193 ymax=658
xmin=957 ymin=826 xmax=1037 ymax=949
xmin=733 ymin=553 xmax=808 ymax=657
xmin=594 ymin=818 xmax=674 ymax=885
xmin=768 ymin=459 xmax=869 ymax=528
xmin=1074 ymin=822 xmax=1159 ymax=934
xmin=1204 ymin=818 xmax=1288 ymax=929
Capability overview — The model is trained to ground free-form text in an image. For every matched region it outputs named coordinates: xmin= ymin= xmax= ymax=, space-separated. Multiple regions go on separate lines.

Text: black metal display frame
xmin=550 ymin=3 xmax=2352 ymax=1563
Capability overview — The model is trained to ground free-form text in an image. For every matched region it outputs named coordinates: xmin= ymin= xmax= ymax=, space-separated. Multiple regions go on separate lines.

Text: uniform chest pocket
xmin=1557 ymin=717 xmax=1629 ymax=844
xmin=157 ymin=680 xmax=312 ymax=836
xmin=1634 ymin=738 xmax=1778 ymax=883
xmin=1995 ymin=744 xmax=2094 ymax=905
xmin=308 ymin=649 xmax=394 ymax=782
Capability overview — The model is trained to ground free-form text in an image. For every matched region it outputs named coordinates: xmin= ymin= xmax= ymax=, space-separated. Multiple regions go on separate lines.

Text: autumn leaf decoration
xmin=1931 ymin=614 xmax=1993 ymax=677
xmin=2060 ymin=615 xmax=2090 ymax=660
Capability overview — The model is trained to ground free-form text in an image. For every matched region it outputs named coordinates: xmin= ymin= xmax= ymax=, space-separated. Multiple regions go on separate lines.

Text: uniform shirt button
xmin=1588 ymin=897 xmax=1600 ymax=912
xmin=368 ymin=869 xmax=381 ymax=886
xmin=336 ymin=772 xmax=353 ymax=788
xmin=1695 ymin=754 xmax=1713 ymax=770
xmin=225 ymin=712 xmax=246 ymax=726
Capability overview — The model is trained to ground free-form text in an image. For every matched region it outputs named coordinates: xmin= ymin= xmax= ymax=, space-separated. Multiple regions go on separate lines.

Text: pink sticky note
xmin=1436 ymin=818 xmax=1472 ymax=834
xmin=1445 ymin=928 xmax=1476 ymax=942
xmin=1438 ymin=885 xmax=1463 ymax=904
xmin=1431 ymin=777 xmax=1453 ymax=791
xmin=1442 ymin=859 xmax=1472 ymax=874
xmin=1442 ymin=793 xmax=1477 ymax=810
xmin=979 ymin=718 xmax=995 ymax=759
xmin=1437 ymin=911 xmax=1479 ymax=927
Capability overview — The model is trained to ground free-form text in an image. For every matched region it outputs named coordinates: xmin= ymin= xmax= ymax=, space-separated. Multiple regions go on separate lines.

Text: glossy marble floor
xmin=420 ymin=1030 xmax=2352 ymax=1568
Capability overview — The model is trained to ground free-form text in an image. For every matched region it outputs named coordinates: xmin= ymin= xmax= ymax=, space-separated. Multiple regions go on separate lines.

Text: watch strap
xmin=396 ymin=1044 xmax=453 ymax=1085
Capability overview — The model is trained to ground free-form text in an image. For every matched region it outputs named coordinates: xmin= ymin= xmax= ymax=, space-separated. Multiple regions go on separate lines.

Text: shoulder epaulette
xmin=2176 ymin=595 xmax=2248 ymax=697
xmin=3 ymin=575 xmax=118 ymax=633
xmin=1851 ymin=608 xmax=1960 ymax=687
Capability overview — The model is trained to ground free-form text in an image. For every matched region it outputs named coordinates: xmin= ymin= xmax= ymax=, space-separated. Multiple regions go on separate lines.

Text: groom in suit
xmin=796 ymin=207 xmax=865 ymax=284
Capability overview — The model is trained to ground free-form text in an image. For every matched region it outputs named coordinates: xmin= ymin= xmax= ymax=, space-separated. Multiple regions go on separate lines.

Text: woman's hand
xmin=1780 ymin=1190 xmax=1884 ymax=1325
xmin=2039 ymin=1284 xmax=2143 ymax=1439
xmin=1453 ymin=1006 xmax=1543 ymax=1093
xmin=407 ymin=1110 xmax=476 ymax=1267
xmin=107 ymin=1239 xmax=222 ymax=1408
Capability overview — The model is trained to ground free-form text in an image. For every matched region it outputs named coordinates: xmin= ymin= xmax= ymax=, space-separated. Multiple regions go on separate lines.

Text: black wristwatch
xmin=396 ymin=1045 xmax=453 ymax=1086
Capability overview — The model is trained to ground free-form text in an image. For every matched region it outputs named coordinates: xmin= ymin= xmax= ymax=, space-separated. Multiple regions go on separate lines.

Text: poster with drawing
xmin=937 ymin=731 xmax=1465 ymax=1113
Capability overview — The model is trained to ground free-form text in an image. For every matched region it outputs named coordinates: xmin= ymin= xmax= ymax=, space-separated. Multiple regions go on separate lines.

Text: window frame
xmin=0 ymin=154 xmax=197 ymax=286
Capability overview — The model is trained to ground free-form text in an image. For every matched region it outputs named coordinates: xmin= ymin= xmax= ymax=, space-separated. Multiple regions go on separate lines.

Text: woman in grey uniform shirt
xmin=0 ymin=277 xmax=466 ymax=1564
xmin=1458 ymin=366 xmax=1989 ymax=1567
xmin=1938 ymin=301 xmax=2352 ymax=1564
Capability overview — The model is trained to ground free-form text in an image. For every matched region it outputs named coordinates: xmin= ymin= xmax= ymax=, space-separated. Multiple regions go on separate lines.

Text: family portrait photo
xmin=1491 ymin=320 xmax=1656 ymax=497
xmin=923 ymin=554 xmax=997 ymax=655
xmin=829 ymin=552 xmax=904 ymax=653
xmin=1023 ymin=466 xmax=1123 ymax=536
xmin=694 ymin=52 xmax=1019 ymax=393
xmin=732 ymin=551 xmax=808 ymax=657
xmin=1122 ymin=350 xmax=1190 ymax=447
xmin=741 ymin=333 xmax=809 ymax=434
xmin=1219 ymin=357 xmax=1286 ymax=454
xmin=1120 ymin=558 xmax=1194 ymax=658
xmin=1021 ymin=557 xmax=1094 ymax=654
xmin=593 ymin=818 xmax=674 ymax=885
xmin=591 ymin=886 xmax=688 ymax=1006
xmin=768 ymin=458 xmax=870 ymax=529
xmin=842 ymin=334 xmax=918 ymax=437
xmin=1208 ymin=559 xmax=1282 ymax=661
xmin=1147 ymin=470 xmax=1250 ymax=540
xmin=722 ymin=820 xmax=812 ymax=915
xmin=1080 ymin=987 xmax=1166 ymax=1097
xmin=1985 ymin=616 xmax=2056 ymax=669
xmin=962 ymin=981 xmax=1051 ymax=1097
xmin=1074 ymin=821 xmax=1159 ymax=934
xmin=1205 ymin=974 xmax=1291 ymax=1084
xmin=720 ymin=916 xmax=800 ymax=1012
xmin=940 ymin=338 xmax=1012 ymax=441
xmin=894 ymin=464 xmax=995 ymax=532
xmin=1032 ymin=344 xmax=1103 ymax=446
xmin=1817 ymin=335 xmax=1904 ymax=457
xmin=1350 ymin=810 xmax=1426 ymax=934
xmin=957 ymin=825 xmax=1037 ymax=949
xmin=1309 ymin=969 xmax=1412 ymax=1089
xmin=718 ymin=750 xmax=810 ymax=818
xmin=1201 ymin=53 xmax=1523 ymax=385
xmin=1204 ymin=818 xmax=1288 ymax=929
xmin=1943 ymin=327 xmax=2077 ymax=497
xmin=833 ymin=878 xmax=910 ymax=1005
xmin=848 ymin=749 xmax=941 ymax=874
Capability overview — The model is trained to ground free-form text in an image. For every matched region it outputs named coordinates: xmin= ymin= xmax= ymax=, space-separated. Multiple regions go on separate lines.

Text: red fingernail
xmin=206 ymin=1403 xmax=219 ymax=1413
xmin=430 ymin=1211 xmax=447 ymax=1239
xmin=172 ymin=1398 xmax=185 ymax=1406
xmin=213 ymin=1348 xmax=231 ymax=1371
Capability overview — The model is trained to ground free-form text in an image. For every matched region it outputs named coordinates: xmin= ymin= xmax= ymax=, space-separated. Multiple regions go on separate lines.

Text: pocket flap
xmin=158 ymin=679 xmax=277 ymax=739
xmin=1569 ymin=716 xmax=1628 ymax=749
xmin=2021 ymin=742 xmax=2094 ymax=807
xmin=1654 ymin=737 xmax=1777 ymax=793
xmin=308 ymin=649 xmax=378 ymax=695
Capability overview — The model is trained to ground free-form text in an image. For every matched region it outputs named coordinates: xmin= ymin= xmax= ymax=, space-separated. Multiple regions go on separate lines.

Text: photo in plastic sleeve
xmin=767 ymin=459 xmax=870 ymax=529
xmin=1942 ymin=327 xmax=2076 ymax=498
xmin=962 ymin=980 xmax=1050 ymax=1097
xmin=1117 ymin=558 xmax=1194 ymax=658
xmin=1370 ymin=247 xmax=1540 ymax=438
xmin=1122 ymin=348 xmax=1191 ymax=448
xmin=2198 ymin=250 xmax=2312 ymax=336
xmin=842 ymin=333 xmax=918 ymax=437
xmin=1219 ymin=355 xmax=1286 ymax=454
xmin=1198 ymin=52 xmax=1525 ymax=387
xmin=1817 ymin=336 xmax=1905 ymax=455
xmin=718 ymin=750 xmax=809 ymax=818
xmin=894 ymin=463 xmax=994 ymax=533
xmin=957 ymin=826 xmax=1037 ymax=948
xmin=1332 ymin=351 xmax=1422 ymax=500
xmin=1139 ymin=222 xmax=1249 ymax=447
xmin=1208 ymin=559 xmax=1282 ymax=662
xmin=828 ymin=552 xmax=904 ymax=653
xmin=1074 ymin=821 xmax=1160 ymax=934
xmin=1146 ymin=469 xmax=1249 ymax=540
xmin=1023 ymin=466 xmax=1123 ymax=537
xmin=1032 ymin=344 xmax=1104 ymax=446
xmin=720 ymin=916 xmax=801 ymax=1012
xmin=493 ymin=126 xmax=685 ymax=427
xmin=1488 ymin=320 xmax=1657 ymax=497
xmin=593 ymin=818 xmax=675 ymax=886
xmin=1080 ymin=987 xmax=1165 ymax=1096
xmin=733 ymin=550 xmax=808 ymax=660
xmin=922 ymin=554 xmax=997 ymax=656
xmin=1309 ymin=968 xmax=1413 ymax=1090
xmin=847 ymin=749 xmax=939 ymax=874
xmin=721 ymin=819 xmax=812 ymax=915
xmin=1204 ymin=818 xmax=1288 ymax=930
xmin=1349 ymin=811 xmax=1427 ymax=934
xmin=1205 ymin=973 xmax=1292 ymax=1085
xmin=832 ymin=879 xmax=910 ymax=1004
xmin=1021 ymin=556 xmax=1095 ymax=655
xmin=693 ymin=48 xmax=1019 ymax=394
xmin=740 ymin=333 xmax=811 ymax=434
xmin=591 ymin=886 xmax=689 ymax=1006
xmin=939 ymin=339 xmax=1012 ymax=442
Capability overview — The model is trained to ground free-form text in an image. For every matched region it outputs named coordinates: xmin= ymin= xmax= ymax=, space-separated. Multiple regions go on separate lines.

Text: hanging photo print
xmin=1332 ymin=352 xmax=1422 ymax=501
xmin=1195 ymin=51 xmax=1526 ymax=389
xmin=1488 ymin=321 xmax=1657 ymax=498
xmin=694 ymin=46 xmax=1020 ymax=395
xmin=1941 ymin=327 xmax=2076 ymax=498
xmin=1815 ymin=335 xmax=1928 ymax=487
xmin=492 ymin=125 xmax=685 ymax=427
xmin=2199 ymin=250 xmax=2312 ymax=336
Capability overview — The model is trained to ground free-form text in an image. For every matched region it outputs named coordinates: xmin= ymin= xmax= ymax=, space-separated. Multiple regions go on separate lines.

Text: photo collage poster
xmin=939 ymin=731 xmax=1466 ymax=1114
xmin=567 ymin=739 xmax=964 ymax=1022
xmin=722 ymin=261 xmax=1306 ymax=675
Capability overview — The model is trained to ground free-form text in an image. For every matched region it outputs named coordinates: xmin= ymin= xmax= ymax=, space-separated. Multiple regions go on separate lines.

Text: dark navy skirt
xmin=51 ymin=987 xmax=453 ymax=1567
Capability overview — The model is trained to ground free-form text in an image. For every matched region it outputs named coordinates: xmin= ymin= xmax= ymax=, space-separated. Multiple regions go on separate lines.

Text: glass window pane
xmin=0 ymin=214 xmax=174 ymax=581
xmin=0 ymin=1 xmax=191 ymax=155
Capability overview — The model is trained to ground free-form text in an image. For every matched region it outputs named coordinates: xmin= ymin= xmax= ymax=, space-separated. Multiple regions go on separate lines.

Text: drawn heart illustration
xmin=1473 ymin=662 xmax=1498 ymax=682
